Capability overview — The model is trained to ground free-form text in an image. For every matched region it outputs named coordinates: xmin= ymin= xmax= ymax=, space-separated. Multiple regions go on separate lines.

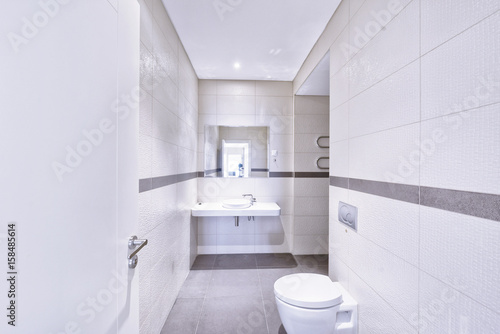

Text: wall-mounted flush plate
xmin=338 ymin=201 xmax=358 ymax=231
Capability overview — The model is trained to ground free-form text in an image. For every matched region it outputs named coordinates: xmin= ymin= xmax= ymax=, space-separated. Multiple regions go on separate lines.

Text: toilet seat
xmin=274 ymin=273 xmax=343 ymax=309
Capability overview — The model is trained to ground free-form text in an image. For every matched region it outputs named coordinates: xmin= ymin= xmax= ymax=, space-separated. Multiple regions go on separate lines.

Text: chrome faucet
xmin=242 ymin=194 xmax=257 ymax=205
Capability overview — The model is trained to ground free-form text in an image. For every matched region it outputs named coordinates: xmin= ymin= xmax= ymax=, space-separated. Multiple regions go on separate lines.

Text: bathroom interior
xmin=2 ymin=0 xmax=499 ymax=333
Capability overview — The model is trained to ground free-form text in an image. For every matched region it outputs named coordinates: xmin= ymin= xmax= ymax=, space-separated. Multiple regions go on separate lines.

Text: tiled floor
xmin=160 ymin=253 xmax=328 ymax=334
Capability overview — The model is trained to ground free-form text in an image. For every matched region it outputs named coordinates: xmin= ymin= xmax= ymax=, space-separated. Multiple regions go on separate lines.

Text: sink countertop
xmin=191 ymin=202 xmax=281 ymax=217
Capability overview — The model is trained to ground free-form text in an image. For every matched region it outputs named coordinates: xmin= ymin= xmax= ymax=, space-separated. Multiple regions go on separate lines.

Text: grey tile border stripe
xmin=251 ymin=168 xmax=269 ymax=172
xmin=421 ymin=187 xmax=500 ymax=222
xmin=330 ymin=176 xmax=349 ymax=188
xmin=330 ymin=176 xmax=500 ymax=222
xmin=295 ymin=172 xmax=329 ymax=178
xmin=139 ymin=172 xmax=198 ymax=193
xmin=349 ymin=178 xmax=420 ymax=204
xmin=269 ymin=172 xmax=294 ymax=177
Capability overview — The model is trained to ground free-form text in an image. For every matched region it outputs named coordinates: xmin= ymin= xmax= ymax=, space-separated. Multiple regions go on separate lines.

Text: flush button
xmin=338 ymin=201 xmax=358 ymax=231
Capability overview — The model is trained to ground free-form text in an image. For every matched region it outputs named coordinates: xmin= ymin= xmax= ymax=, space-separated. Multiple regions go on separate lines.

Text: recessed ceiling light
xmin=233 ymin=62 xmax=241 ymax=69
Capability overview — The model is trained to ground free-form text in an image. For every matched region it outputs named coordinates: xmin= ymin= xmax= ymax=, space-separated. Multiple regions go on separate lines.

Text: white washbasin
xmin=192 ymin=202 xmax=281 ymax=217
xmin=222 ymin=198 xmax=251 ymax=209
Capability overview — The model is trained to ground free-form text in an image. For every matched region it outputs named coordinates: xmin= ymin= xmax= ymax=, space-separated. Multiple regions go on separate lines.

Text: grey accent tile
xmin=295 ymin=172 xmax=329 ymax=178
xmin=191 ymin=255 xmax=217 ymax=270
xmin=349 ymin=178 xmax=419 ymax=204
xmin=207 ymin=269 xmax=260 ymax=298
xmin=139 ymin=178 xmax=152 ymax=193
xmin=330 ymin=176 xmax=349 ymax=189
xmin=197 ymin=296 xmax=268 ymax=334
xmin=160 ymin=298 xmax=203 ymax=334
xmin=294 ymin=254 xmax=329 ymax=266
xmin=214 ymin=254 xmax=257 ymax=269
xmin=177 ymin=171 xmax=198 ymax=183
xmin=177 ymin=270 xmax=212 ymax=298
xmin=269 ymin=172 xmax=294 ymax=178
xmin=256 ymin=253 xmax=298 ymax=268
xmin=152 ymin=174 xmax=177 ymax=189
xmin=421 ymin=187 xmax=500 ymax=222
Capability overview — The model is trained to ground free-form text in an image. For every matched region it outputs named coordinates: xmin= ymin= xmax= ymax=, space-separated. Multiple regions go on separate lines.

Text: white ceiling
xmin=161 ymin=0 xmax=341 ymax=82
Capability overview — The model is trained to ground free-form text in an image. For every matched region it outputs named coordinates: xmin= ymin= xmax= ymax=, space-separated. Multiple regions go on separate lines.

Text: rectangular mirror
xmin=204 ymin=126 xmax=269 ymax=178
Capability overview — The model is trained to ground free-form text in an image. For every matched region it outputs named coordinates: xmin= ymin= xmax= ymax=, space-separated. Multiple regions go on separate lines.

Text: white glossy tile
xmin=419 ymin=271 xmax=500 ymax=334
xmin=217 ymin=216 xmax=254 ymax=235
xmin=328 ymin=254 xmax=349 ymax=288
xmin=254 ymin=216 xmax=286 ymax=235
xmin=421 ymin=0 xmax=500 ymax=54
xmin=256 ymin=81 xmax=292 ymax=96
xmin=295 ymin=134 xmax=329 ymax=153
xmin=198 ymin=95 xmax=216 ymax=115
xmin=349 ymin=123 xmax=420 ymax=185
xmin=294 ymin=216 xmax=328 ymax=235
xmin=199 ymin=80 xmax=217 ymax=95
xmin=217 ymin=114 xmax=255 ymax=127
xmin=330 ymin=103 xmax=349 ymax=143
xmin=255 ymin=235 xmax=291 ymax=254
xmin=269 ymin=134 xmax=294 ymax=153
xmin=198 ymin=235 xmax=217 ymax=254
xmin=294 ymin=178 xmax=329 ymax=197
xmin=294 ymin=96 xmax=329 ymax=115
xmin=254 ymin=178 xmax=293 ymax=197
xmin=269 ymin=152 xmax=294 ymax=172
xmin=294 ymin=235 xmax=329 ymax=255
xmin=349 ymin=272 xmax=417 ymax=334
xmin=330 ymin=139 xmax=349 ymax=178
xmin=420 ymin=206 xmax=500 ymax=312
xmin=256 ymin=96 xmax=292 ymax=117
xmin=294 ymin=114 xmax=329 ymax=134
xmin=139 ymin=134 xmax=152 ymax=179
xmin=420 ymin=105 xmax=500 ymax=194
xmin=330 ymin=27 xmax=350 ymax=76
xmin=349 ymin=231 xmax=419 ymax=321
xmin=349 ymin=0 xmax=419 ymax=97
xmin=349 ymin=61 xmax=420 ymax=138
xmin=216 ymin=235 xmax=255 ymax=254
xmin=256 ymin=115 xmax=293 ymax=134
xmin=151 ymin=138 xmax=177 ymax=177
xmin=349 ymin=190 xmax=419 ymax=266
xmin=216 ymin=80 xmax=255 ymax=95
xmin=330 ymin=67 xmax=349 ymax=109
xmin=216 ymin=95 xmax=255 ymax=115
xmin=295 ymin=196 xmax=329 ymax=216
xmin=421 ymin=12 xmax=500 ymax=120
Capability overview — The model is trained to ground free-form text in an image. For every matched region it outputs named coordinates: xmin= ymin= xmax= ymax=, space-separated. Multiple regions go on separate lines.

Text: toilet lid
xmin=274 ymin=273 xmax=343 ymax=309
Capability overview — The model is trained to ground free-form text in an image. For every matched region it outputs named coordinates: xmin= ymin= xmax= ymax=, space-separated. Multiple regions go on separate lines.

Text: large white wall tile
xmin=420 ymin=206 xmax=500 ymax=313
xmin=349 ymin=123 xmax=420 ymax=185
xmin=294 ymin=95 xmax=329 ymax=115
xmin=349 ymin=272 xmax=417 ymax=334
xmin=256 ymin=96 xmax=293 ymax=116
xmin=349 ymin=191 xmax=419 ymax=266
xmin=330 ymin=103 xmax=349 ymax=143
xmin=295 ymin=114 xmax=329 ymax=134
xmin=330 ymin=139 xmax=349 ymax=177
xmin=216 ymin=80 xmax=256 ymax=95
xmin=419 ymin=271 xmax=500 ymax=334
xmin=256 ymin=81 xmax=292 ymax=96
xmin=349 ymin=61 xmax=420 ymax=138
xmin=421 ymin=0 xmax=500 ymax=54
xmin=217 ymin=95 xmax=256 ymax=115
xmin=421 ymin=12 xmax=500 ymax=121
xmin=420 ymin=105 xmax=500 ymax=194
xmin=349 ymin=0 xmax=419 ymax=98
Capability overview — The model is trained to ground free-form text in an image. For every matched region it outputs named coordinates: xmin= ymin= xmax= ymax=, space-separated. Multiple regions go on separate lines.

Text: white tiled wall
xmin=198 ymin=80 xmax=294 ymax=254
xmin=295 ymin=0 xmax=500 ymax=332
xmin=294 ymin=96 xmax=330 ymax=254
xmin=138 ymin=1 xmax=198 ymax=333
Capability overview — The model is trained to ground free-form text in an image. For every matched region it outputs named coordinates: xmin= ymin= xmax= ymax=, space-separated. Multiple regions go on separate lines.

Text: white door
xmin=0 ymin=1 xmax=140 ymax=333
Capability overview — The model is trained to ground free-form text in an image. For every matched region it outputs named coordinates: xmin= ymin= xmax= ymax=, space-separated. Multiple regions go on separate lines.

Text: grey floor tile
xmin=191 ymin=255 xmax=217 ymax=270
xmin=197 ymin=296 xmax=269 ymax=334
xmin=256 ymin=253 xmax=297 ymax=268
xmin=214 ymin=254 xmax=257 ymax=269
xmin=262 ymin=293 xmax=285 ymax=334
xmin=160 ymin=298 xmax=203 ymax=334
xmin=177 ymin=270 xmax=213 ymax=298
xmin=258 ymin=267 xmax=302 ymax=298
xmin=207 ymin=269 xmax=261 ymax=298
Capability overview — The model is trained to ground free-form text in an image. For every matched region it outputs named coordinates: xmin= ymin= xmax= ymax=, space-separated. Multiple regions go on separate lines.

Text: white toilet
xmin=274 ymin=273 xmax=358 ymax=334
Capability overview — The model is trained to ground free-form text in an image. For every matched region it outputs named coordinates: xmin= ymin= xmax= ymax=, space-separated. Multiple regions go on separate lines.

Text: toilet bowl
xmin=274 ymin=273 xmax=358 ymax=334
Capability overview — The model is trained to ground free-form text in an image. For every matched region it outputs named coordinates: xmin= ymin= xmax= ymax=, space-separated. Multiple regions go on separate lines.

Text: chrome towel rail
xmin=128 ymin=236 xmax=148 ymax=269
xmin=316 ymin=136 xmax=329 ymax=148
xmin=316 ymin=157 xmax=329 ymax=170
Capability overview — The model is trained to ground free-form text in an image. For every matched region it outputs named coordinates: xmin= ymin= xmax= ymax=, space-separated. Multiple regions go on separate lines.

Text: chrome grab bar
xmin=316 ymin=136 xmax=329 ymax=148
xmin=128 ymin=236 xmax=148 ymax=269
xmin=316 ymin=157 xmax=329 ymax=170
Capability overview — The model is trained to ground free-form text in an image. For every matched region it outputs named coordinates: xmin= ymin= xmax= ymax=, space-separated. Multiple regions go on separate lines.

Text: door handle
xmin=128 ymin=236 xmax=148 ymax=269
